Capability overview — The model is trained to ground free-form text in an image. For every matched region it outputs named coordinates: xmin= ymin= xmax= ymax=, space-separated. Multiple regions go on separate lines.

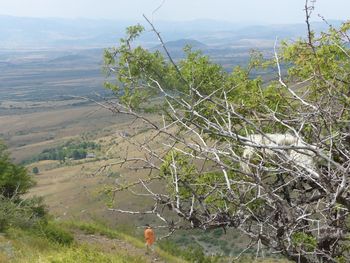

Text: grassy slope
xmin=0 ymin=103 xmax=132 ymax=162
xmin=25 ymin=116 xmax=164 ymax=226
xmin=22 ymin=118 xmax=293 ymax=262
xmin=0 ymin=106 xmax=290 ymax=262
xmin=0 ymin=221 xmax=290 ymax=263
xmin=0 ymin=221 xmax=187 ymax=263
xmin=0 ymin=228 xmax=142 ymax=263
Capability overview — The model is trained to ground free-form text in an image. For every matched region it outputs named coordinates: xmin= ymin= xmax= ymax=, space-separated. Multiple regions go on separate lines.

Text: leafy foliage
xmin=32 ymin=167 xmax=39 ymax=174
xmin=0 ymin=195 xmax=47 ymax=232
xmin=35 ymin=221 xmax=74 ymax=245
xmin=0 ymin=141 xmax=47 ymax=233
xmin=0 ymin=142 xmax=34 ymax=198
xmin=104 ymin=18 xmax=350 ymax=263
xmin=24 ymin=140 xmax=100 ymax=163
xmin=159 ymin=240 xmax=220 ymax=263
xmin=292 ymin=232 xmax=317 ymax=253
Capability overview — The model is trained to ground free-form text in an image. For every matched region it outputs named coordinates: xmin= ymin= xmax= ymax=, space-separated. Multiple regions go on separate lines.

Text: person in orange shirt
xmin=144 ymin=224 xmax=156 ymax=253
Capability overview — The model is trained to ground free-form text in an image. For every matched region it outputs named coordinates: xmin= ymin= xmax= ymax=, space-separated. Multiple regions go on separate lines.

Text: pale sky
xmin=0 ymin=0 xmax=349 ymax=24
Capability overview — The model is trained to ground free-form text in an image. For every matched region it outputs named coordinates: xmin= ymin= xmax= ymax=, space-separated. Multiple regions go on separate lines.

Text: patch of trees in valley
xmin=24 ymin=140 xmax=100 ymax=164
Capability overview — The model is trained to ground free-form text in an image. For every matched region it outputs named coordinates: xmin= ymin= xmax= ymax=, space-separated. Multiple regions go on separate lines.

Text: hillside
xmin=1 ymin=15 xmax=342 ymax=262
xmin=0 ymin=220 xmax=291 ymax=262
xmin=152 ymin=39 xmax=207 ymax=50
xmin=0 ymin=15 xmax=340 ymax=49
xmin=19 ymin=112 xmax=294 ymax=261
xmin=0 ymin=221 xmax=187 ymax=263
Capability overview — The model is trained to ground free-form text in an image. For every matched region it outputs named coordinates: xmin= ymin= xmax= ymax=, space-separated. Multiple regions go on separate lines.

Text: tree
xmin=0 ymin=142 xmax=46 ymax=232
xmin=71 ymin=149 xmax=86 ymax=160
xmin=32 ymin=167 xmax=39 ymax=175
xmin=102 ymin=2 xmax=350 ymax=262
xmin=0 ymin=142 xmax=34 ymax=198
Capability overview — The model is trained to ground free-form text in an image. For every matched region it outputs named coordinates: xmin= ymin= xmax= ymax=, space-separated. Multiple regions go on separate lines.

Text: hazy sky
xmin=0 ymin=0 xmax=349 ymax=24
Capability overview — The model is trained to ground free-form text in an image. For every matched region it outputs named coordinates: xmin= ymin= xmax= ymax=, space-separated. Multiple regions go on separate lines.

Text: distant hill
xmin=151 ymin=38 xmax=207 ymax=52
xmin=0 ymin=15 xmax=343 ymax=49
xmin=151 ymin=39 xmax=207 ymax=58
xmin=0 ymin=15 xmax=131 ymax=48
xmin=154 ymin=39 xmax=207 ymax=49
xmin=48 ymin=54 xmax=92 ymax=63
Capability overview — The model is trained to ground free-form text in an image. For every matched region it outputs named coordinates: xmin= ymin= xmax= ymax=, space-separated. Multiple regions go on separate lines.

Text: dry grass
xmin=0 ymin=104 xmax=133 ymax=162
xmin=3 ymin=104 xmax=291 ymax=261
xmin=26 ymin=123 xmax=161 ymax=227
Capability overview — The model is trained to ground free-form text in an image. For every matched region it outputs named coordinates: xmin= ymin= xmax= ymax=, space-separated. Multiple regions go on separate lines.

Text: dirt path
xmin=74 ymin=231 xmax=165 ymax=263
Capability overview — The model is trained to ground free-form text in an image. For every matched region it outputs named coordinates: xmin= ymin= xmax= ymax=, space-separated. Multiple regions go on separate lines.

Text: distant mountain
xmin=48 ymin=54 xmax=92 ymax=63
xmin=0 ymin=15 xmax=343 ymax=49
xmin=0 ymin=15 xmax=132 ymax=49
xmin=152 ymin=39 xmax=207 ymax=51
xmin=151 ymin=39 xmax=208 ymax=58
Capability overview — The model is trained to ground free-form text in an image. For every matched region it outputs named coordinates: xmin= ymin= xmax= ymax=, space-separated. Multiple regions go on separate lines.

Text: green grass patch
xmin=34 ymin=244 xmax=144 ymax=263
xmin=33 ymin=221 xmax=74 ymax=245
xmin=64 ymin=221 xmax=145 ymax=248
xmin=2 ymin=224 xmax=145 ymax=263
xmin=65 ymin=221 xmax=187 ymax=263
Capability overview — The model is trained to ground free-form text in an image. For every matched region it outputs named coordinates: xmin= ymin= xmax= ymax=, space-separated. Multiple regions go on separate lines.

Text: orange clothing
xmin=144 ymin=227 xmax=155 ymax=245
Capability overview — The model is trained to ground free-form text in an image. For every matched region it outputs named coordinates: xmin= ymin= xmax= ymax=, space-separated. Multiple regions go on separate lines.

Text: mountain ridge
xmin=0 ymin=15 xmax=343 ymax=49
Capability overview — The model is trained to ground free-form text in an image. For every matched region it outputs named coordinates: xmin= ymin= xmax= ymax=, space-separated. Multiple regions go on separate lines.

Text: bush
xmin=0 ymin=197 xmax=18 ymax=231
xmin=32 ymin=166 xmax=39 ymax=174
xmin=0 ymin=142 xmax=34 ymax=198
xmin=23 ymin=140 xmax=100 ymax=163
xmin=21 ymin=196 xmax=48 ymax=222
xmin=36 ymin=222 xmax=74 ymax=245
xmin=159 ymin=240 xmax=220 ymax=263
xmin=212 ymin=228 xmax=223 ymax=238
xmin=0 ymin=196 xmax=47 ymax=232
xmin=0 ymin=142 xmax=48 ymax=232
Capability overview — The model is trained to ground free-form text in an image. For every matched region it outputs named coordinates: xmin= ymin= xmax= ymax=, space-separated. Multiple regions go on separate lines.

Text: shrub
xmin=32 ymin=167 xmax=39 ymax=174
xmin=0 ymin=142 xmax=34 ymax=198
xmin=159 ymin=239 xmax=220 ymax=263
xmin=0 ymin=196 xmax=47 ymax=232
xmin=24 ymin=140 xmax=101 ymax=163
xmin=0 ymin=197 xmax=18 ymax=231
xmin=36 ymin=222 xmax=74 ymax=245
xmin=0 ymin=142 xmax=48 ymax=232
xmin=211 ymin=228 xmax=223 ymax=238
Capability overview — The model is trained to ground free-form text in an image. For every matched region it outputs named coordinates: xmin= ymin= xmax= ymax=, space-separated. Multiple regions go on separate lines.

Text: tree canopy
xmin=103 ymin=8 xmax=350 ymax=263
xmin=0 ymin=142 xmax=34 ymax=198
